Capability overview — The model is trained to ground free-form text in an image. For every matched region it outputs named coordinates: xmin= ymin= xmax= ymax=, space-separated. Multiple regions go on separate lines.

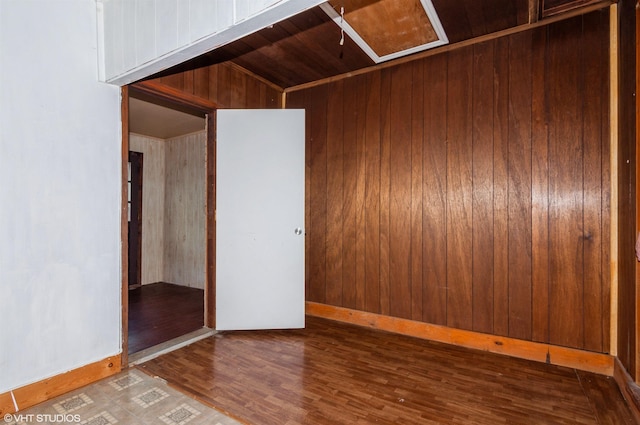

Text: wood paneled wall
xmin=164 ymin=131 xmax=207 ymax=289
xmin=288 ymin=11 xmax=611 ymax=352
xmin=151 ymin=62 xmax=282 ymax=109
xmin=616 ymin=0 xmax=637 ymax=377
xmin=129 ymin=134 xmax=166 ymax=285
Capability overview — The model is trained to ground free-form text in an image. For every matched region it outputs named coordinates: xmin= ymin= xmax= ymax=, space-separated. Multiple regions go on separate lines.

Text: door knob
xmin=294 ymin=228 xmax=303 ymax=235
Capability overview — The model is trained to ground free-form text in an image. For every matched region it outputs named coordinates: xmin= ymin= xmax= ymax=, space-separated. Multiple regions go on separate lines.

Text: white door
xmin=216 ymin=109 xmax=305 ymax=330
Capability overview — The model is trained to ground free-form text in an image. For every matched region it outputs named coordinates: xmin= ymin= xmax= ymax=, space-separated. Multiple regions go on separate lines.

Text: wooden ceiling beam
xmin=529 ymin=0 xmax=541 ymax=23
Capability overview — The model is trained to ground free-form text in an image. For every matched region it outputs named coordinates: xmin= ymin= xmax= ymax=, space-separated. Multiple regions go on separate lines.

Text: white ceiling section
xmin=97 ymin=0 xmax=325 ymax=86
xmin=129 ymin=98 xmax=205 ymax=140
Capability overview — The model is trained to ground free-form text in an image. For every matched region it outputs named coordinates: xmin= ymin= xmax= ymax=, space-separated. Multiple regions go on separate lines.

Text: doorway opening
xmin=122 ymin=83 xmax=218 ymax=365
xmin=128 ymin=150 xmax=143 ymax=289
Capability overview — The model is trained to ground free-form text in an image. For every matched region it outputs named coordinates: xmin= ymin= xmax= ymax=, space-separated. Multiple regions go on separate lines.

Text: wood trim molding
xmin=636 ymin=0 xmax=640 ymax=385
xmin=130 ymin=81 xmax=219 ymax=113
xmin=614 ymin=356 xmax=640 ymax=423
xmin=306 ymin=302 xmax=615 ymax=375
xmin=205 ymin=113 xmax=216 ymax=329
xmin=610 ymin=2 xmax=620 ymax=359
xmin=123 ymin=82 xmax=218 ymax=354
xmin=0 ymin=356 xmax=121 ymax=416
xmin=120 ymin=86 xmax=130 ymax=368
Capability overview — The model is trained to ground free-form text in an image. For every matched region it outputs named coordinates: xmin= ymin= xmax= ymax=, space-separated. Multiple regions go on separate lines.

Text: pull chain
xmin=339 ymin=6 xmax=345 ymax=46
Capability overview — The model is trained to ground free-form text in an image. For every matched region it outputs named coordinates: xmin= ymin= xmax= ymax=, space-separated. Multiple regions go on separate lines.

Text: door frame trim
xmin=121 ymin=81 xmax=218 ymax=367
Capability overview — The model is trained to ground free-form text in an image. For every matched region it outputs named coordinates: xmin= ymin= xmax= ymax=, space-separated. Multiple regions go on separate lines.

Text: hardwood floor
xmin=128 ymin=282 xmax=204 ymax=354
xmin=139 ymin=316 xmax=635 ymax=424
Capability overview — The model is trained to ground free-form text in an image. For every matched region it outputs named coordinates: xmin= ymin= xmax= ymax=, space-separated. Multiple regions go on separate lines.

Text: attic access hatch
xmin=320 ymin=0 xmax=448 ymax=63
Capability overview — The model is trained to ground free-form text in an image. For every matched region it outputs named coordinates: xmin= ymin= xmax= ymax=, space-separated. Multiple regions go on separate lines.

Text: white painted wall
xmin=98 ymin=0 xmax=325 ymax=85
xmin=0 ymin=0 xmax=121 ymax=393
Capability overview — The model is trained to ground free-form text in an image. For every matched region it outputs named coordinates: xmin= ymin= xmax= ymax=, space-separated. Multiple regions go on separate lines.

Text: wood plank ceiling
xmin=147 ymin=0 xmax=609 ymax=89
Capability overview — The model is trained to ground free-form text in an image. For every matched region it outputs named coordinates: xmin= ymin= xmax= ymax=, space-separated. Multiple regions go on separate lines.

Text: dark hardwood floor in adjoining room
xmin=128 ymin=282 xmax=204 ymax=354
xmin=139 ymin=316 xmax=635 ymax=425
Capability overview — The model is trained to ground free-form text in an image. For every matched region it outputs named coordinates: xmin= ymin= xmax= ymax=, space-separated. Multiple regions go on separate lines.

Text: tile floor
xmin=5 ymin=369 xmax=241 ymax=425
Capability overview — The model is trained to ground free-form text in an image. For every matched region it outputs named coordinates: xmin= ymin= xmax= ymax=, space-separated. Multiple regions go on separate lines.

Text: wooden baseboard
xmin=306 ymin=302 xmax=614 ymax=376
xmin=614 ymin=357 xmax=640 ymax=424
xmin=0 ymin=355 xmax=121 ymax=415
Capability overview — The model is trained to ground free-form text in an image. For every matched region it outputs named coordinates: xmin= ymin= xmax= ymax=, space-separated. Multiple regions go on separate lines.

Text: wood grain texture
xmin=205 ymin=113 xmax=216 ymax=329
xmin=292 ymin=12 xmax=611 ymax=352
xmin=548 ymin=16 xmax=585 ymax=349
xmin=471 ymin=41 xmax=495 ymax=334
xmin=422 ymin=53 xmax=448 ymax=326
xmin=492 ymin=35 xmax=511 ymax=338
xmin=129 ymin=134 xmax=166 ymax=286
xmin=0 ymin=357 xmax=120 ymax=415
xmin=307 ymin=85 xmax=329 ymax=305
xmin=308 ymin=302 xmax=615 ymax=375
xmin=140 ymin=315 xmax=632 ymax=425
xmin=531 ymin=24 xmax=550 ymax=345
xmin=128 ymin=282 xmax=203 ymax=353
xmin=389 ymin=63 xmax=413 ymax=320
xmin=342 ymin=77 xmax=358 ymax=309
xmin=364 ymin=71 xmax=381 ymax=314
xmin=163 ymin=131 xmax=206 ymax=289
xmin=615 ymin=0 xmax=637 ymax=379
xmin=445 ymin=46 xmax=474 ymax=331
xmin=326 ymin=80 xmax=345 ymax=306
xmin=151 ymin=62 xmax=282 ymax=109
xmin=120 ymin=86 xmax=130 ymax=369
xmin=507 ymin=30 xmax=533 ymax=341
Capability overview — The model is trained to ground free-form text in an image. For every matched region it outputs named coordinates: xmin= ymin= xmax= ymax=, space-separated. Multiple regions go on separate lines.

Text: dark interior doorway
xmin=128 ymin=151 xmax=143 ymax=289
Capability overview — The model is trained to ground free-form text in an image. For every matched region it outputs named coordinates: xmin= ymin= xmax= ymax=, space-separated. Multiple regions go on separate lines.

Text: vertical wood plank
xmin=160 ymin=73 xmax=184 ymax=91
xmin=229 ymin=67 xmax=247 ymax=108
xmin=471 ymin=40 xmax=495 ymax=334
xmin=208 ymin=65 xmax=219 ymax=105
xmin=507 ymin=31 xmax=533 ymax=341
xmin=446 ymin=46 xmax=474 ymax=330
xmin=284 ymin=12 xmax=610 ymax=353
xmin=183 ymin=70 xmax=194 ymax=95
xmin=582 ymin=11 xmax=607 ymax=353
xmin=245 ymin=77 xmax=262 ymax=108
xmin=216 ymin=64 xmax=231 ymax=108
xmin=548 ymin=17 xmax=584 ymax=349
xmin=364 ymin=71 xmax=382 ymax=314
xmin=308 ymin=85 xmax=328 ymax=304
xmin=266 ymin=86 xmax=282 ymax=108
xmin=326 ymin=80 xmax=344 ymax=306
xmin=493 ymin=36 xmax=510 ymax=336
xmin=600 ymin=11 xmax=611 ymax=354
xmin=411 ymin=60 xmax=424 ymax=322
xmin=342 ymin=78 xmax=358 ymax=309
xmin=422 ymin=54 xmax=448 ymax=326
xmin=389 ymin=63 xmax=413 ymax=320
xmin=379 ymin=69 xmax=392 ymax=316
xmin=531 ymin=26 xmax=550 ymax=344
xmin=194 ymin=67 xmax=209 ymax=100
xmin=355 ymin=74 xmax=368 ymax=311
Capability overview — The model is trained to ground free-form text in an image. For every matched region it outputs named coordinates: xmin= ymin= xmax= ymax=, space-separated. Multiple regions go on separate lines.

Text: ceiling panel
xmin=321 ymin=0 xmax=448 ymax=62
xmin=129 ymin=98 xmax=205 ymax=140
xmin=146 ymin=0 xmax=605 ymax=90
